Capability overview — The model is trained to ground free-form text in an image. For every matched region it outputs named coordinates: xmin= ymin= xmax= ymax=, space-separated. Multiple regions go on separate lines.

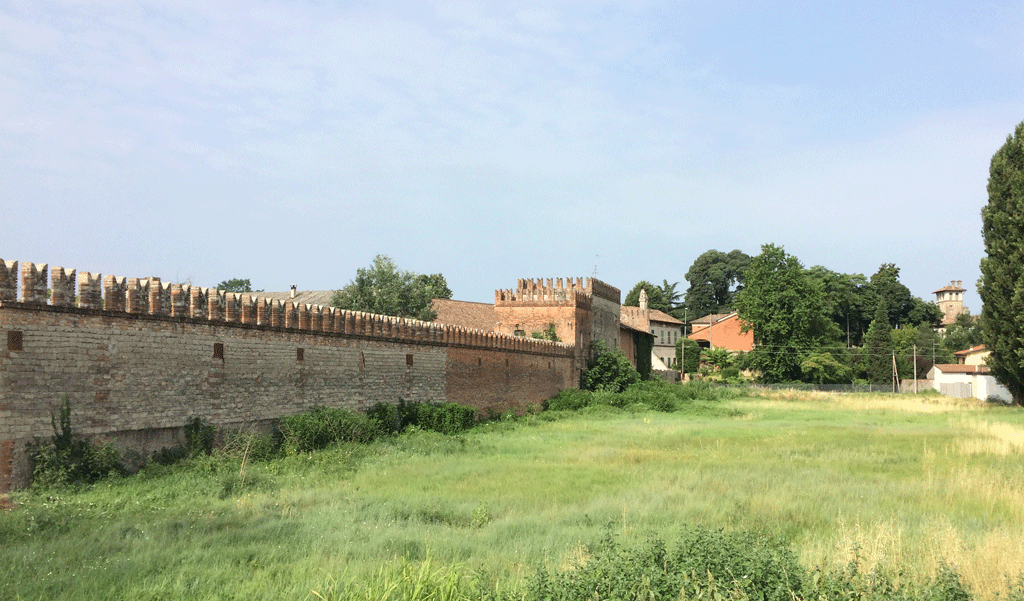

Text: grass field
xmin=2 ymin=388 xmax=1024 ymax=600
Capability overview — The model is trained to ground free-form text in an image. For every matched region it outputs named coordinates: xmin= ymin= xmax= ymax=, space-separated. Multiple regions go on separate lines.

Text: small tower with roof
xmin=934 ymin=280 xmax=967 ymax=326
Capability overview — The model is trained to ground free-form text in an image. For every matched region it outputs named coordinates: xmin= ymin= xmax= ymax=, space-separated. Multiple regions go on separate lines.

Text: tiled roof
xmin=691 ymin=313 xmax=733 ymax=325
xmin=933 ymin=364 xmax=991 ymax=374
xmin=431 ymin=299 xmax=496 ymax=331
xmin=954 ymin=344 xmax=986 ymax=357
xmin=648 ymin=309 xmax=682 ymax=325
xmin=620 ymin=321 xmax=652 ymax=335
xmin=259 ymin=290 xmax=337 ymax=307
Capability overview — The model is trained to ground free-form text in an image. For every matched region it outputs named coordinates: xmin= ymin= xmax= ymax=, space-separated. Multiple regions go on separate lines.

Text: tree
xmin=675 ymin=337 xmax=701 ymax=374
xmin=581 ymin=341 xmax=640 ymax=392
xmin=866 ymin=264 xmax=917 ymax=327
xmin=623 ymin=281 xmax=670 ymax=313
xmin=683 ymin=249 xmax=750 ymax=318
xmin=331 ymin=255 xmax=453 ymax=321
xmin=979 ymin=121 xmax=1024 ymax=405
xmin=659 ymin=280 xmax=684 ymax=317
xmin=942 ymin=312 xmax=982 ymax=355
xmin=862 ymin=303 xmax=894 ymax=385
xmin=217 ymin=278 xmax=252 ymax=293
xmin=806 ymin=266 xmax=871 ymax=346
xmin=734 ymin=244 xmax=840 ymax=383
xmin=800 ymin=352 xmax=852 ymax=385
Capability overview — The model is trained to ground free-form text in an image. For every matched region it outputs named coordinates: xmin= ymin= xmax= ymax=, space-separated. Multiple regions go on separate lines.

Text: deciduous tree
xmin=942 ymin=312 xmax=981 ymax=355
xmin=331 ymin=255 xmax=452 ymax=321
xmin=734 ymin=244 xmax=839 ymax=383
xmin=624 ymin=281 xmax=670 ymax=313
xmin=216 ymin=278 xmax=252 ymax=293
xmin=683 ymin=249 xmax=750 ymax=318
xmin=979 ymin=121 xmax=1024 ymax=405
xmin=806 ymin=266 xmax=871 ymax=346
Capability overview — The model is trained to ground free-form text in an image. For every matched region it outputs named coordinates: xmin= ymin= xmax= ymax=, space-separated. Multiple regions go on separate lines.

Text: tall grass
xmin=2 ymin=387 xmax=1023 ymax=600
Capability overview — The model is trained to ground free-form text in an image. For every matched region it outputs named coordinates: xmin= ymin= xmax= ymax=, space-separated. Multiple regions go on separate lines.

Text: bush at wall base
xmin=580 ymin=341 xmax=640 ymax=393
xmin=28 ymin=395 xmax=125 ymax=487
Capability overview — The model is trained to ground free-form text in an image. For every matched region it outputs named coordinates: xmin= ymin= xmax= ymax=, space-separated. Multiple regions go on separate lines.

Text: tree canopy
xmin=216 ymin=278 xmax=253 ymax=293
xmin=658 ymin=280 xmax=684 ymax=317
xmin=684 ymin=249 xmax=750 ymax=318
xmin=806 ymin=266 xmax=870 ymax=346
xmin=734 ymin=244 xmax=840 ymax=383
xmin=623 ymin=281 xmax=671 ymax=313
xmin=862 ymin=302 xmax=894 ymax=385
xmin=331 ymin=255 xmax=452 ymax=321
xmin=979 ymin=121 xmax=1024 ymax=405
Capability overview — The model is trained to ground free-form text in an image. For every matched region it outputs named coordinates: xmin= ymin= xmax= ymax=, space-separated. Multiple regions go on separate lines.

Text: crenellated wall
xmin=493 ymin=277 xmax=622 ymax=369
xmin=0 ymin=260 xmax=576 ymax=491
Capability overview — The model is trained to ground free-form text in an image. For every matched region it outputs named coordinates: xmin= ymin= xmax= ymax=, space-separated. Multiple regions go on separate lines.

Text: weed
xmin=27 ymin=396 xmax=124 ymax=487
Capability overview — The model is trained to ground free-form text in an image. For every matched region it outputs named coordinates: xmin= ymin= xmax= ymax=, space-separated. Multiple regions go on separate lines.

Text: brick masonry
xmin=0 ymin=260 xmax=576 ymax=491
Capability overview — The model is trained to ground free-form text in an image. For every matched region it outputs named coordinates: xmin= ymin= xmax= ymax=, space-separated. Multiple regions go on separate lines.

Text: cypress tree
xmin=863 ymin=302 xmax=893 ymax=385
xmin=979 ymin=121 xmax=1024 ymax=405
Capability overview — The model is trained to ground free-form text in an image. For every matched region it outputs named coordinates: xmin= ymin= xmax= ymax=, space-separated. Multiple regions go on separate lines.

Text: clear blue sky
xmin=4 ymin=1 xmax=1023 ymax=314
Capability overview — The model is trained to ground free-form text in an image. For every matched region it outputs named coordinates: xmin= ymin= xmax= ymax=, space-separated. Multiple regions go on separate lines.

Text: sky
xmin=3 ymin=1 xmax=1023 ymax=314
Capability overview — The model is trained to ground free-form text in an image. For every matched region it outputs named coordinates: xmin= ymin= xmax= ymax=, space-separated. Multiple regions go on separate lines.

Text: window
xmin=297 ymin=348 xmax=304 ymax=361
xmin=406 ymin=353 xmax=413 ymax=366
xmin=7 ymin=330 xmax=23 ymax=352
xmin=213 ymin=342 xmax=224 ymax=359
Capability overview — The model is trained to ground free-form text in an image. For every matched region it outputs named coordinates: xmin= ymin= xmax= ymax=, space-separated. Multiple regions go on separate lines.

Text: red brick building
xmin=687 ymin=312 xmax=753 ymax=352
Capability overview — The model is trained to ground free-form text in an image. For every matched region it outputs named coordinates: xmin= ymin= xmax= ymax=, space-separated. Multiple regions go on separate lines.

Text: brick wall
xmin=0 ymin=260 xmax=576 ymax=491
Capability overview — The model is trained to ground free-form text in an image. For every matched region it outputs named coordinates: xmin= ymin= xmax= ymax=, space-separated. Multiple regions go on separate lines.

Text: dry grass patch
xmin=958 ymin=418 xmax=1024 ymax=455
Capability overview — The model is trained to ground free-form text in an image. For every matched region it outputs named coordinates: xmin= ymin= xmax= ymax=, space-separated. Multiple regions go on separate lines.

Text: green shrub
xmin=367 ymin=399 xmax=477 ymax=435
xmin=279 ymin=405 xmax=380 ymax=454
xmin=545 ymin=389 xmax=592 ymax=411
xmin=581 ymin=341 xmax=640 ymax=393
xmin=184 ymin=416 xmax=217 ymax=457
xmin=218 ymin=428 xmax=282 ymax=462
xmin=28 ymin=396 xmax=125 ymax=487
xmin=149 ymin=445 xmax=188 ymax=466
xmin=526 ymin=527 xmax=803 ymax=601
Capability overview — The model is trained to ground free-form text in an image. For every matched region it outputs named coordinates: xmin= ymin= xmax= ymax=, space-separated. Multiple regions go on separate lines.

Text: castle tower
xmin=934 ymin=280 xmax=967 ymax=326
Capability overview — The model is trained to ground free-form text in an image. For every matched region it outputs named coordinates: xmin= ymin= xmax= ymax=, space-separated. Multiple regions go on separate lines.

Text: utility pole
xmin=913 ymin=346 xmax=921 ymax=397
xmin=681 ymin=308 xmax=687 ymax=381
xmin=892 ymin=350 xmax=899 ymax=394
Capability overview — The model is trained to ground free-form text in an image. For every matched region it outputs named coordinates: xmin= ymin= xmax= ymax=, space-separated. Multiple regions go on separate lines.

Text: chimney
xmin=290 ymin=284 xmax=297 ymax=299
xmin=957 ymin=280 xmax=962 ymax=288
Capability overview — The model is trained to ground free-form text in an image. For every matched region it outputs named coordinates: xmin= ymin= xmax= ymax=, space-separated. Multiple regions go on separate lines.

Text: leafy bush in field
xmin=615 ymin=380 xmax=674 ymax=411
xmin=526 ymin=527 xmax=802 ymax=601
xmin=524 ymin=527 xmax=978 ymax=601
xmin=28 ymin=396 xmax=125 ymax=487
xmin=806 ymin=557 xmax=974 ymax=601
xmin=581 ymin=341 xmax=640 ymax=392
xmin=279 ymin=405 xmax=379 ymax=454
xmin=367 ymin=399 xmax=477 ymax=435
xmin=544 ymin=379 xmax=742 ymax=414
xmin=545 ymin=389 xmax=593 ymax=411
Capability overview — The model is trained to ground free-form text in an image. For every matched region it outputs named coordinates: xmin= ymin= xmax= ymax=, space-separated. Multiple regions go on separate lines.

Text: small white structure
xmin=928 ymin=363 xmax=1011 ymax=403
